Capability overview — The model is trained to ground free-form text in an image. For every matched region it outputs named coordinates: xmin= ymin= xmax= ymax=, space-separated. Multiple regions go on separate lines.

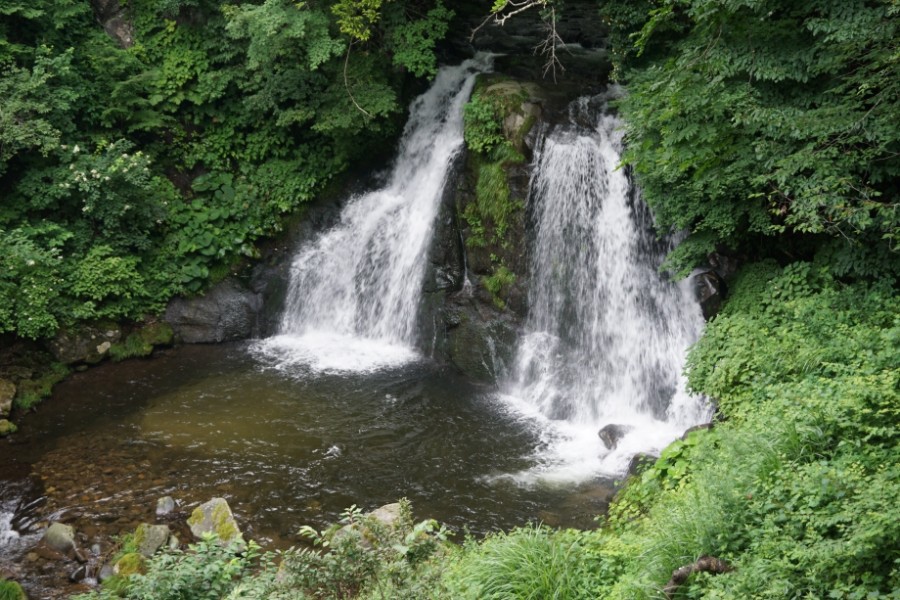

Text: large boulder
xmin=47 ymin=323 xmax=122 ymax=365
xmin=165 ymin=279 xmax=261 ymax=344
xmin=187 ymin=498 xmax=244 ymax=546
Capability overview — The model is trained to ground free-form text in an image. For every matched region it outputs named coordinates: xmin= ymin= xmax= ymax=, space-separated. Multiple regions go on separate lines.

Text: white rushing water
xmin=499 ymin=96 xmax=711 ymax=482
xmin=256 ymin=55 xmax=493 ymax=373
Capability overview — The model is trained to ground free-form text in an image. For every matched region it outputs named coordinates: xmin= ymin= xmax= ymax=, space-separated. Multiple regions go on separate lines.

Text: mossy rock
xmin=109 ymin=322 xmax=174 ymax=362
xmin=113 ymin=552 xmax=146 ymax=577
xmin=14 ymin=362 xmax=69 ymax=411
xmin=0 ymin=580 xmax=27 ymax=600
xmin=0 ymin=420 xmax=17 ymax=437
xmin=187 ymin=498 xmax=244 ymax=547
xmin=133 ymin=523 xmax=170 ymax=557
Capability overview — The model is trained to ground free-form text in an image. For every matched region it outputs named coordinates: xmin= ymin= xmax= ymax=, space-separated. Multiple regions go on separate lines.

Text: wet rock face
xmin=164 ymin=279 xmax=261 ymax=344
xmin=89 ymin=0 xmax=134 ymax=48
xmin=694 ymin=270 xmax=727 ymax=321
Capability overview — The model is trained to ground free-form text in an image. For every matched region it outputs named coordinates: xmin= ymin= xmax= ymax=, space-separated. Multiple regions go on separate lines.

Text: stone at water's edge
xmin=134 ymin=523 xmax=170 ymax=558
xmin=332 ymin=503 xmax=404 ymax=547
xmin=165 ymin=279 xmax=261 ymax=344
xmin=47 ymin=324 xmax=122 ymax=365
xmin=0 ymin=379 xmax=14 ymax=418
xmin=366 ymin=503 xmax=402 ymax=529
xmin=187 ymin=498 xmax=244 ymax=546
xmin=42 ymin=523 xmax=76 ymax=554
xmin=0 ymin=419 xmax=16 ymax=437
xmin=626 ymin=452 xmax=657 ymax=477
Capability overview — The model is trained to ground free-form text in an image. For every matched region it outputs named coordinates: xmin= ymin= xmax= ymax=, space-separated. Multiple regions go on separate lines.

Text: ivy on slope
xmin=0 ymin=0 xmax=454 ymax=339
xmin=603 ymin=0 xmax=900 ymax=276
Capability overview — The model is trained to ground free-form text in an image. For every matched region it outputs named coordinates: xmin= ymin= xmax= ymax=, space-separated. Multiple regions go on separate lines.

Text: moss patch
xmin=0 ymin=420 xmax=17 ymax=437
xmin=14 ymin=362 xmax=69 ymax=411
xmin=114 ymin=552 xmax=146 ymax=577
xmin=109 ymin=322 xmax=174 ymax=362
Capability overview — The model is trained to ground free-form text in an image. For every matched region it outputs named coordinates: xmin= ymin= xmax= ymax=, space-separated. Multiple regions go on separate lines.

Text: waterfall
xmin=501 ymin=96 xmax=711 ymax=481
xmin=256 ymin=55 xmax=492 ymax=373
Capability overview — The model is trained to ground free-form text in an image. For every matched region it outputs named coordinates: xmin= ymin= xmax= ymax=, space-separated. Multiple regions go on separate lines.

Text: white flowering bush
xmin=62 ymin=140 xmax=173 ymax=252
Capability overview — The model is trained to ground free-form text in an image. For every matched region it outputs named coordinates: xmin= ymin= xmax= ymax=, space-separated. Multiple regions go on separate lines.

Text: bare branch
xmin=343 ymin=40 xmax=373 ymax=120
xmin=469 ymin=0 xmax=547 ymax=42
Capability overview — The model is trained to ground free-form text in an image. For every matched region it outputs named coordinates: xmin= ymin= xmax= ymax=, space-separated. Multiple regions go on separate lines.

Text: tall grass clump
xmin=444 ymin=525 xmax=598 ymax=600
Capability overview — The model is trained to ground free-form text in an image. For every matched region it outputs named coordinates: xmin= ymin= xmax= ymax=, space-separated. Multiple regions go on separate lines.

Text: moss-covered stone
xmin=188 ymin=497 xmax=244 ymax=546
xmin=109 ymin=322 xmax=174 ymax=362
xmin=14 ymin=362 xmax=70 ymax=411
xmin=113 ymin=552 xmax=145 ymax=577
xmin=0 ymin=420 xmax=16 ymax=437
xmin=133 ymin=523 xmax=170 ymax=557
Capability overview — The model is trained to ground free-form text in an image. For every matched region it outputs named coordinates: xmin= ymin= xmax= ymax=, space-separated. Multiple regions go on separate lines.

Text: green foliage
xmin=229 ymin=500 xmax=452 ymax=600
xmin=0 ymin=0 xmax=453 ymax=340
xmin=388 ymin=3 xmax=453 ymax=79
xmin=0 ymin=47 xmax=78 ymax=175
xmin=482 ymin=265 xmax=515 ymax=309
xmin=78 ymin=501 xmax=452 ymax=600
xmin=606 ymin=0 xmax=900 ymax=276
xmin=0 ymin=580 xmax=26 ymax=600
xmin=463 ymin=94 xmax=505 ymax=155
xmin=444 ymin=525 xmax=595 ymax=600
xmin=75 ymin=535 xmax=259 ymax=600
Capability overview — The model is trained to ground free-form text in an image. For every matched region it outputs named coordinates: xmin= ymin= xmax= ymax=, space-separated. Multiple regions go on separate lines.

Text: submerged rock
xmin=598 ymin=424 xmax=634 ymax=450
xmin=187 ymin=498 xmax=244 ymax=546
xmin=42 ymin=522 xmax=76 ymax=554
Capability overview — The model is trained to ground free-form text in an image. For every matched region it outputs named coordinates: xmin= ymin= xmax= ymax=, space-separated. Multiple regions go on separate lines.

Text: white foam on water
xmin=257 ymin=331 xmax=421 ymax=374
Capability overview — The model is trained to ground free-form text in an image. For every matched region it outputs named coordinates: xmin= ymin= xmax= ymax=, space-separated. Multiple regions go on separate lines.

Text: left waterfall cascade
xmin=254 ymin=55 xmax=494 ymax=374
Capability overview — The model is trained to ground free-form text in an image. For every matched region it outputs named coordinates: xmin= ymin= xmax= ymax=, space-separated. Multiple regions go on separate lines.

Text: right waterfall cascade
xmin=501 ymin=95 xmax=712 ymax=481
